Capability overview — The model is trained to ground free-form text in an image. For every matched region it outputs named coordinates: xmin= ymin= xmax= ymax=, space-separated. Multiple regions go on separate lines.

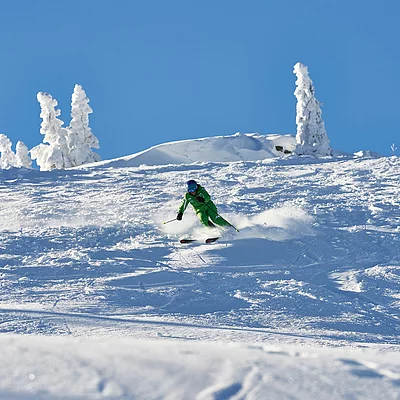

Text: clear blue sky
xmin=1 ymin=0 xmax=399 ymax=160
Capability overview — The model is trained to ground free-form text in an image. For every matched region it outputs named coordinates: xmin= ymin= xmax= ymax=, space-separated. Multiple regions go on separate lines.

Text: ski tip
xmin=180 ymin=239 xmax=196 ymax=244
xmin=205 ymin=237 xmax=219 ymax=243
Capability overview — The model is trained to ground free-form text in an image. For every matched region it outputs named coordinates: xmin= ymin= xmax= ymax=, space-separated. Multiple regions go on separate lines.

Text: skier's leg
xmin=209 ymin=213 xmax=229 ymax=227
xmin=197 ymin=210 xmax=213 ymax=227
xmin=207 ymin=203 xmax=229 ymax=227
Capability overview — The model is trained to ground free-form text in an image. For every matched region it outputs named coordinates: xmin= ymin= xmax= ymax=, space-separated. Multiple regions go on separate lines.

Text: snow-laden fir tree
xmin=68 ymin=84 xmax=101 ymax=166
xmin=15 ymin=141 xmax=32 ymax=168
xmin=293 ymin=62 xmax=331 ymax=157
xmin=0 ymin=134 xmax=32 ymax=169
xmin=30 ymin=92 xmax=72 ymax=171
xmin=0 ymin=134 xmax=17 ymax=169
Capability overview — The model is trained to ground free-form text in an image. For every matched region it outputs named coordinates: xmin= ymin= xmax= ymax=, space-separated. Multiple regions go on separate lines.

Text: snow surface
xmin=1 ymin=134 xmax=400 ymax=399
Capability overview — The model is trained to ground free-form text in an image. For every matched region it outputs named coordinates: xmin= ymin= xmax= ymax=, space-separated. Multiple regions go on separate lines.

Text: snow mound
xmin=353 ymin=150 xmax=383 ymax=158
xmin=82 ymin=132 xmax=297 ymax=168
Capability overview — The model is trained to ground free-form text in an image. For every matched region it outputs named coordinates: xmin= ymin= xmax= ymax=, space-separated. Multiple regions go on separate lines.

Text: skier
xmin=176 ymin=180 xmax=229 ymax=228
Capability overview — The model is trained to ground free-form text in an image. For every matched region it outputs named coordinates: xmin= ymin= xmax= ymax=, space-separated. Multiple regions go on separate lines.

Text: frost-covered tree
xmin=293 ymin=62 xmax=332 ymax=157
xmin=391 ymin=143 xmax=397 ymax=157
xmin=68 ymin=84 xmax=101 ymax=166
xmin=15 ymin=141 xmax=32 ymax=168
xmin=30 ymin=92 xmax=72 ymax=171
xmin=0 ymin=135 xmax=32 ymax=169
xmin=0 ymin=134 xmax=17 ymax=169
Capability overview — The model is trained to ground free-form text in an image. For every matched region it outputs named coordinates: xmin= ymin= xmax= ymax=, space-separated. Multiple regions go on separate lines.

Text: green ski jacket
xmin=178 ymin=185 xmax=213 ymax=214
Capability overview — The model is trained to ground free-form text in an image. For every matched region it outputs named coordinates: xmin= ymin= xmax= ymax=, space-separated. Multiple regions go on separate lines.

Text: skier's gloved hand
xmin=177 ymin=212 xmax=183 ymax=221
xmin=196 ymin=196 xmax=205 ymax=203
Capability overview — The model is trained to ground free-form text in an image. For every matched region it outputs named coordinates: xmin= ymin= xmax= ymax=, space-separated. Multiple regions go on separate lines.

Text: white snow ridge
xmin=85 ymin=132 xmax=297 ymax=168
xmin=1 ymin=133 xmax=400 ymax=400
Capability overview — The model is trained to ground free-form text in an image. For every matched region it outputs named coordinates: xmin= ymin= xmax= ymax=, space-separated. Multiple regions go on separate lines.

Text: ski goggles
xmin=187 ymin=184 xmax=197 ymax=193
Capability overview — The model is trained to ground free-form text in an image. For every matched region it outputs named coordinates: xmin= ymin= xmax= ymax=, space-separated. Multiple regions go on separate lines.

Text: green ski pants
xmin=196 ymin=202 xmax=229 ymax=228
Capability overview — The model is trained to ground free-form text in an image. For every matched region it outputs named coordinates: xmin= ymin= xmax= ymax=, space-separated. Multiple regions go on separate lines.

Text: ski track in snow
xmin=1 ymin=156 xmax=400 ymax=398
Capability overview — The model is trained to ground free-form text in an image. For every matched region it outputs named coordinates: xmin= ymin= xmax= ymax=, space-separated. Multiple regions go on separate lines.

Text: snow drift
xmin=81 ymin=132 xmax=297 ymax=168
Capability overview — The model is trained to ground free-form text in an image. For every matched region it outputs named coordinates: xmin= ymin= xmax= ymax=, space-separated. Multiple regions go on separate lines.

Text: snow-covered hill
xmin=86 ymin=132 xmax=297 ymax=168
xmin=1 ymin=135 xmax=400 ymax=399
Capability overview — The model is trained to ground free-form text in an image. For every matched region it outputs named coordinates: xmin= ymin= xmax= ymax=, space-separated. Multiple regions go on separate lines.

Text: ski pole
xmin=162 ymin=218 xmax=177 ymax=225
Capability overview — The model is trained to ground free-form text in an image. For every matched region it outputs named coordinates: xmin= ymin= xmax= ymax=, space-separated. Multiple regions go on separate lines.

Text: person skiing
xmin=177 ymin=180 xmax=229 ymax=228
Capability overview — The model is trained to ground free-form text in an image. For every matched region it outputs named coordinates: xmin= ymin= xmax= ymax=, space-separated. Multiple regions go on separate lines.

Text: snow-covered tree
xmin=391 ymin=143 xmax=397 ymax=157
xmin=68 ymin=84 xmax=101 ymax=166
xmin=15 ymin=141 xmax=32 ymax=168
xmin=0 ymin=135 xmax=32 ymax=169
xmin=293 ymin=62 xmax=332 ymax=157
xmin=30 ymin=92 xmax=72 ymax=171
xmin=0 ymin=134 xmax=17 ymax=169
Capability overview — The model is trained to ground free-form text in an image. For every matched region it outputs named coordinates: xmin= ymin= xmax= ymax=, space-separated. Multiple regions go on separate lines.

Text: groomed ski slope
xmin=1 ymin=152 xmax=400 ymax=398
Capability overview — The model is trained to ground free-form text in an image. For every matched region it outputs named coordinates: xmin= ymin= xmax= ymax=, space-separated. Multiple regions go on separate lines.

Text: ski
xmin=179 ymin=239 xmax=197 ymax=244
xmin=180 ymin=237 xmax=219 ymax=244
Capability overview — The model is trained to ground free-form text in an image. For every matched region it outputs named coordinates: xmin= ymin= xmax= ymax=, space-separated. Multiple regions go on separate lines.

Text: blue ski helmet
xmin=187 ymin=180 xmax=198 ymax=193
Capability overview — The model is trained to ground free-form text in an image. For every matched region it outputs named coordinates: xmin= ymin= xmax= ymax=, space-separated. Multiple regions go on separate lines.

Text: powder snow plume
xmin=232 ymin=205 xmax=315 ymax=241
xmin=159 ymin=204 xmax=314 ymax=242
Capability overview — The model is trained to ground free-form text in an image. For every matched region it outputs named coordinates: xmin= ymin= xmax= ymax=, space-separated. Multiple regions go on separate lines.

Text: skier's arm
xmin=177 ymin=195 xmax=189 ymax=215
